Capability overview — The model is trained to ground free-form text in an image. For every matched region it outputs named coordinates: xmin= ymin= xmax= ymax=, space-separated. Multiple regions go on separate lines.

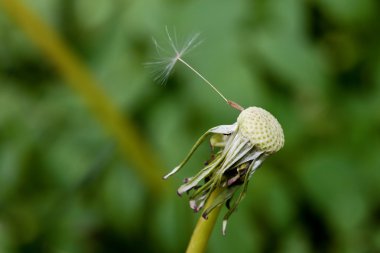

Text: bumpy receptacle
xmin=237 ymin=107 xmax=284 ymax=154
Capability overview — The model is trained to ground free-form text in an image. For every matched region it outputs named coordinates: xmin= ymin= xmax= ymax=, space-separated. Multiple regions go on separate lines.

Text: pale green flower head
xmin=151 ymin=29 xmax=285 ymax=234
xmin=164 ymin=106 xmax=284 ymax=235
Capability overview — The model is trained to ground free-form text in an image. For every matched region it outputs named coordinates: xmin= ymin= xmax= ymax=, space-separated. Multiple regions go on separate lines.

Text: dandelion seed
xmin=147 ymin=27 xmax=243 ymax=111
xmin=147 ymin=27 xmax=202 ymax=85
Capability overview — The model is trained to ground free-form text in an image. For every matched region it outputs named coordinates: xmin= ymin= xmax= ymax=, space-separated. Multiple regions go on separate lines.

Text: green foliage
xmin=1 ymin=0 xmax=380 ymax=252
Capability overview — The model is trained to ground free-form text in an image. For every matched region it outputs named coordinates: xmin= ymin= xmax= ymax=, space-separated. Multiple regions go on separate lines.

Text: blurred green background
xmin=1 ymin=0 xmax=380 ymax=252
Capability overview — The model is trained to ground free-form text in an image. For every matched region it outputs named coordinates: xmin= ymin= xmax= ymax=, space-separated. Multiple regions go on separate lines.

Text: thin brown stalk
xmin=0 ymin=0 xmax=165 ymax=193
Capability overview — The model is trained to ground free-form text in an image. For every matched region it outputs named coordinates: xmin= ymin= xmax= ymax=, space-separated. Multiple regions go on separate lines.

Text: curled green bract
xmin=164 ymin=107 xmax=284 ymax=235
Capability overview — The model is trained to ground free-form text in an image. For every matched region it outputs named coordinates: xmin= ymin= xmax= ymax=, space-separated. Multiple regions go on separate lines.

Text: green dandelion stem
xmin=186 ymin=187 xmax=223 ymax=253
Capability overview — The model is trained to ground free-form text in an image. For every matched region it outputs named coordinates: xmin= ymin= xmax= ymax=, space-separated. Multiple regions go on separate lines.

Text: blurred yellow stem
xmin=186 ymin=188 xmax=222 ymax=253
xmin=0 ymin=0 xmax=165 ymax=193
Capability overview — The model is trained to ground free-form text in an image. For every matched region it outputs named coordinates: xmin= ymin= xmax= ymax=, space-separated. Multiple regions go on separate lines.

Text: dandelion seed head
xmin=156 ymin=29 xmax=286 ymax=235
